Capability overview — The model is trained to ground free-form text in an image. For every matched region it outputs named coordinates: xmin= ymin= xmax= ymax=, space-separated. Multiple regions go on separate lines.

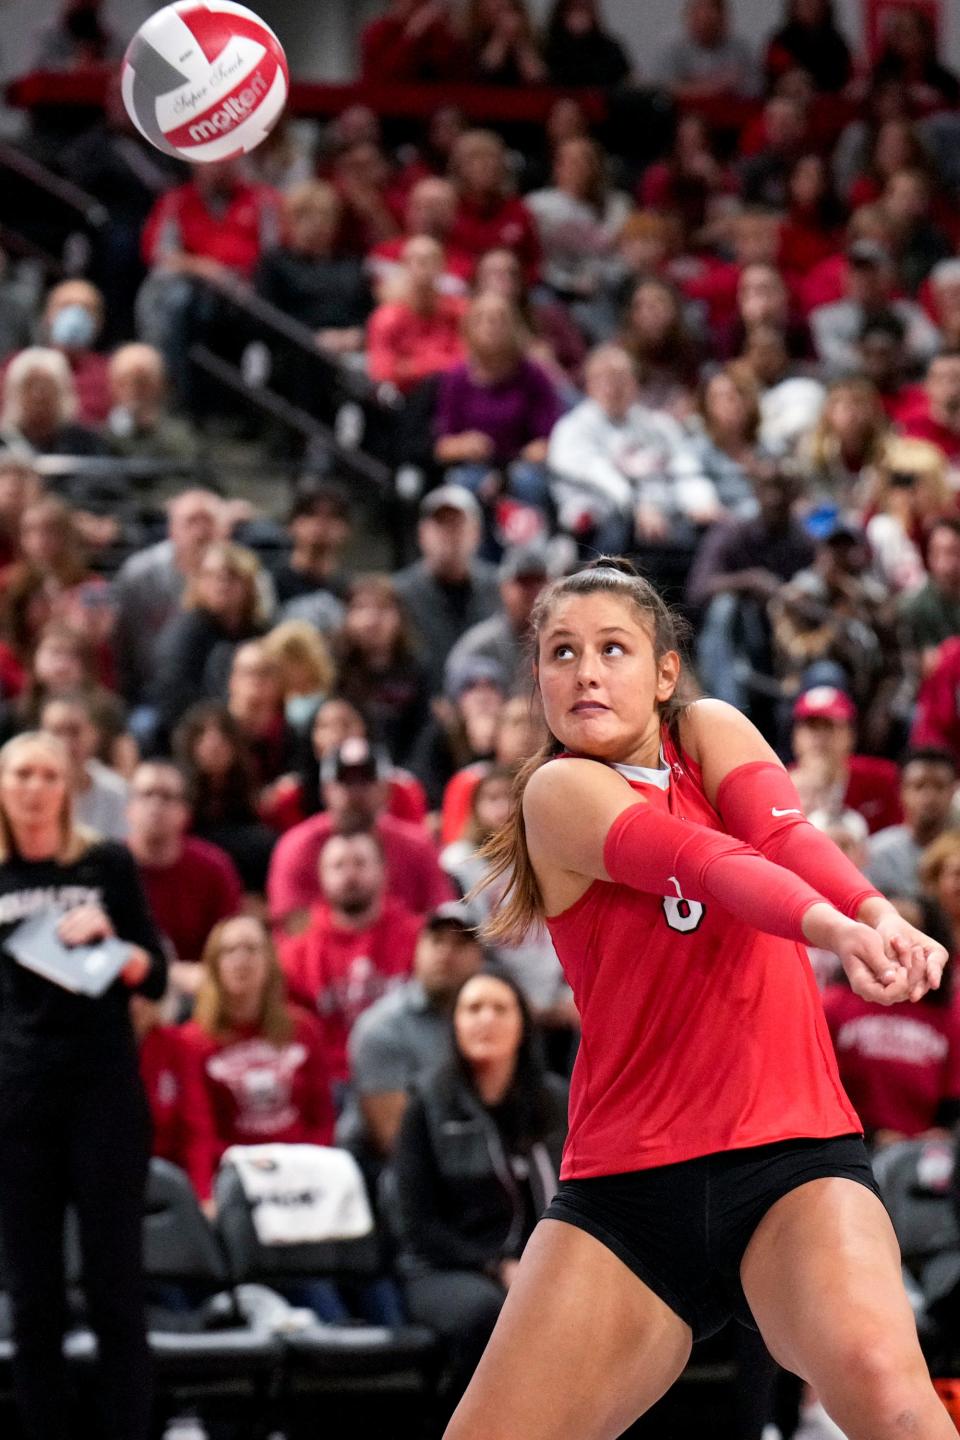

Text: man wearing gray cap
xmin=393 ymin=486 xmax=501 ymax=693
xmin=338 ymin=900 xmax=485 ymax=1157
xmin=809 ymin=240 xmax=939 ymax=378
xmin=444 ymin=542 xmax=558 ymax=695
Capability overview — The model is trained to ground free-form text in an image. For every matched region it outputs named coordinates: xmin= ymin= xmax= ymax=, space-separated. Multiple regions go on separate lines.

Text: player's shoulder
xmin=523 ymin=755 xmax=635 ymax=823
xmin=678 ymin=698 xmax=758 ymax=763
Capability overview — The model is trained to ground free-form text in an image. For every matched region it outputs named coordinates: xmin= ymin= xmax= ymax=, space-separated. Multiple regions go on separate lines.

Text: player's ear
xmin=655 ymin=650 xmax=680 ymax=703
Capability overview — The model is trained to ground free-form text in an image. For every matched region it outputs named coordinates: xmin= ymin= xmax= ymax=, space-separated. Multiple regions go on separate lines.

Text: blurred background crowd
xmin=4 ymin=1 xmax=960 ymax=1436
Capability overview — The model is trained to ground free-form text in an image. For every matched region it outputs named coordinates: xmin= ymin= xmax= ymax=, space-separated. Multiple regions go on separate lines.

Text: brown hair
xmin=194 ymin=916 xmax=293 ymax=1046
xmin=700 ymin=362 xmax=761 ymax=446
xmin=476 ymin=559 xmax=691 ymax=944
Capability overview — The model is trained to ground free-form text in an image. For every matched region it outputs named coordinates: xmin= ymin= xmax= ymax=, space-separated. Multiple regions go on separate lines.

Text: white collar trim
xmin=613 ymin=750 xmax=671 ymax=790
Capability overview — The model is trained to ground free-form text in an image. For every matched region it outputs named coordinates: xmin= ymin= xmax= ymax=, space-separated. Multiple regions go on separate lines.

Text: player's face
xmin=536 ymin=594 xmax=679 ymax=765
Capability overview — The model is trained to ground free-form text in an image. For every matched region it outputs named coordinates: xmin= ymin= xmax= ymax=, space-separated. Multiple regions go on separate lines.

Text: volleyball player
xmin=444 ymin=560 xmax=953 ymax=1440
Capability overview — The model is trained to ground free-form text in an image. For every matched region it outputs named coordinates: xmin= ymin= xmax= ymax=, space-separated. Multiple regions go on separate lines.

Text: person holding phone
xmin=0 ymin=730 xmax=166 ymax=1440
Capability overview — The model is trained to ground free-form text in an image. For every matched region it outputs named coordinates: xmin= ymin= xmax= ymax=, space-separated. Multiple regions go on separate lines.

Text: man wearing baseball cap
xmin=267 ymin=737 xmax=452 ymax=932
xmin=393 ymin=486 xmax=500 ymax=692
xmin=443 ymin=541 xmax=559 ymax=694
xmin=339 ymin=900 xmax=485 ymax=1157
xmin=789 ymin=685 xmax=901 ymax=833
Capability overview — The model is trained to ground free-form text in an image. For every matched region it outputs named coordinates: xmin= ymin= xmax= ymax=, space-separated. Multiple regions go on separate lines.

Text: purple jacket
xmin=434 ymin=358 xmax=562 ymax=463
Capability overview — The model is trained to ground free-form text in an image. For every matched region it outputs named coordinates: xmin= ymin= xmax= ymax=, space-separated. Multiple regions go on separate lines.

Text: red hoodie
xmin=279 ymin=895 xmax=421 ymax=1081
xmin=179 ymin=1007 xmax=334 ymax=1201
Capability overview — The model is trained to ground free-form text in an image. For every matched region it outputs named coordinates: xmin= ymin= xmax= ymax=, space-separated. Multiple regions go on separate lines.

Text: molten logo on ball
xmin=121 ymin=0 xmax=289 ymax=163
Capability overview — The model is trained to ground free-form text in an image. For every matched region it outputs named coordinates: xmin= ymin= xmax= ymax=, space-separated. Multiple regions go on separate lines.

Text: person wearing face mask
xmin=33 ymin=281 xmax=110 ymax=427
xmin=389 ymin=966 xmax=567 ymax=1420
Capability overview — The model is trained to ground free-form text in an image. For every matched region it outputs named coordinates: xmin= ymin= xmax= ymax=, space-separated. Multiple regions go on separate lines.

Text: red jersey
xmin=545 ymin=730 xmax=860 ymax=1180
xmin=279 ymin=894 xmax=420 ymax=1082
xmin=449 ymin=195 xmax=541 ymax=284
xmin=179 ymin=1007 xmax=334 ymax=1200
xmin=901 ymin=412 xmax=960 ymax=464
xmin=823 ymin=985 xmax=960 ymax=1137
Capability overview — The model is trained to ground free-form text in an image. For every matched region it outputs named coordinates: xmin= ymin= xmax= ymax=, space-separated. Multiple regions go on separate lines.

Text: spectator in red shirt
xmin=824 ymin=895 xmax=960 ymax=1147
xmin=366 ymin=236 xmax=467 ymax=394
xmin=903 ymin=352 xmax=960 ymax=465
xmin=777 ymin=153 xmax=844 ymax=278
xmin=179 ymin=914 xmax=334 ymax=1203
xmin=911 ymin=637 xmax=960 ymax=764
xmin=368 ymin=178 xmax=474 ymax=301
xmin=267 ymin=737 xmax=452 ymax=936
xmin=637 ymin=114 xmax=739 ymax=239
xmin=280 ymin=826 xmax=421 ymax=1083
xmin=360 ymin=0 xmax=466 ymax=82
xmin=789 ymin=685 xmax=902 ymax=834
xmin=138 ymin=160 xmax=281 ymax=398
xmin=449 ymin=131 xmax=541 ymax=284
xmin=141 ymin=160 xmax=280 ymax=282
xmin=126 ymin=760 xmax=242 ymax=997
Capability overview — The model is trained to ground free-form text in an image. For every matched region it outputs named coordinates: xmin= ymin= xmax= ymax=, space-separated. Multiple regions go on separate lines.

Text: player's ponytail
xmin=475 ymin=558 xmax=692 ymax=945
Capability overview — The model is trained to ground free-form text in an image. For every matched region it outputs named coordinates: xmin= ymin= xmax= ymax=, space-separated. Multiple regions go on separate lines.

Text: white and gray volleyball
xmin=121 ymin=1 xmax=289 ymax=163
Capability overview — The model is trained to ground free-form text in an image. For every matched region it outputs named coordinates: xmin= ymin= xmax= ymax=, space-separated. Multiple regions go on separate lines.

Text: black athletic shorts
xmin=543 ymin=1133 xmax=881 ymax=1341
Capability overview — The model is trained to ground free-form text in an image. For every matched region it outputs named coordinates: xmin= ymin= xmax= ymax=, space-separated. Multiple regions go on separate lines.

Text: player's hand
xmin=804 ymin=905 xmax=911 ymax=1005
xmin=58 ymin=904 xmax=115 ymax=947
xmin=870 ymin=911 xmax=948 ymax=1003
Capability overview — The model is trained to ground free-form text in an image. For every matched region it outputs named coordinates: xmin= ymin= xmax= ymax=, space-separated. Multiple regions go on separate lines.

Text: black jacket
xmin=390 ymin=1063 xmax=568 ymax=1274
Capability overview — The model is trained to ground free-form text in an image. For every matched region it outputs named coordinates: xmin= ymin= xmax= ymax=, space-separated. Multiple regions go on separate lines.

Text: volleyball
xmin=121 ymin=1 xmax=289 ymax=163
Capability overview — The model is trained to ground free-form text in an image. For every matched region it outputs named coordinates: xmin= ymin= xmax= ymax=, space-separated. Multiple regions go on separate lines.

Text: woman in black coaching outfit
xmin=0 ymin=730 xmax=167 ymax=1440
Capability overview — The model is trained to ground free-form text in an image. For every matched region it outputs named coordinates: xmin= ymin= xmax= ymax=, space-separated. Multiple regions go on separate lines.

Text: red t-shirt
xmin=911 ymin=635 xmax=960 ymax=761
xmin=137 ymin=836 xmax=243 ymax=960
xmin=178 ymin=1007 xmax=334 ymax=1200
xmin=823 ymin=985 xmax=960 ymax=1136
xmin=142 ymin=181 xmax=281 ymax=277
xmin=843 ymin=756 xmax=903 ymax=834
xmin=544 ymin=730 xmax=860 ymax=1180
xmin=267 ymin=813 xmax=453 ymax=928
xmin=279 ymin=895 xmax=420 ymax=1081
xmin=366 ymin=297 xmax=467 ymax=393
xmin=449 ymin=195 xmax=541 ymax=284
xmin=140 ymin=1024 xmax=189 ymax=1171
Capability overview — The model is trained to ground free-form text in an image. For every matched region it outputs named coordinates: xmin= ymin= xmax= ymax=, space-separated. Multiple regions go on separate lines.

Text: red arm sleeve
xmin=715 ymin=762 xmax=884 ymax=918
xmin=602 ymin=801 xmax=828 ymax=942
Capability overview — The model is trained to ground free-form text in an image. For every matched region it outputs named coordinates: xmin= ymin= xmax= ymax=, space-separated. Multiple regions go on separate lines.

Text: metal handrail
xmin=188 ymin=344 xmax=393 ymax=494
xmin=0 ymin=140 xmax=108 ymax=231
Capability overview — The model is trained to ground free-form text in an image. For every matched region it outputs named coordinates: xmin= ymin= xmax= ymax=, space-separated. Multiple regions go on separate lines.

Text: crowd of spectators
xmin=7 ymin=0 xmax=960 ymax=1428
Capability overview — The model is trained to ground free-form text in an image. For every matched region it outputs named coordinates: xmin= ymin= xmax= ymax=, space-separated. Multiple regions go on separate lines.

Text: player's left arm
xmin=680 ymin=699 xmax=946 ymax=1000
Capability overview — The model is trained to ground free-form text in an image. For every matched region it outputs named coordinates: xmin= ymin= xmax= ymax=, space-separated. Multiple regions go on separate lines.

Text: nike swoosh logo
xmin=771 ymin=808 xmax=801 ymax=817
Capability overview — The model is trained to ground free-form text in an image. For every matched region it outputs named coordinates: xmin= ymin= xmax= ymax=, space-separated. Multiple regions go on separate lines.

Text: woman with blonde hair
xmin=152 ymin=541 xmax=269 ymax=738
xmin=0 ymin=730 xmax=165 ymax=1440
xmin=864 ymin=435 xmax=953 ymax=592
xmin=802 ymin=377 xmax=889 ymax=515
xmin=260 ymin=618 xmax=336 ymax=735
xmin=178 ymin=913 xmax=333 ymax=1204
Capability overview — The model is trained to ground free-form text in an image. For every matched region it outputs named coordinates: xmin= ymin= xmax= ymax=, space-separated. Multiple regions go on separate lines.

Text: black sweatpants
xmin=0 ymin=1057 xmax=152 ymax=1440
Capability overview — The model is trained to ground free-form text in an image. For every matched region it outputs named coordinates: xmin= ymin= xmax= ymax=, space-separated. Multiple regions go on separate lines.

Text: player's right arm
xmin=523 ymin=758 xmax=911 ymax=1005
